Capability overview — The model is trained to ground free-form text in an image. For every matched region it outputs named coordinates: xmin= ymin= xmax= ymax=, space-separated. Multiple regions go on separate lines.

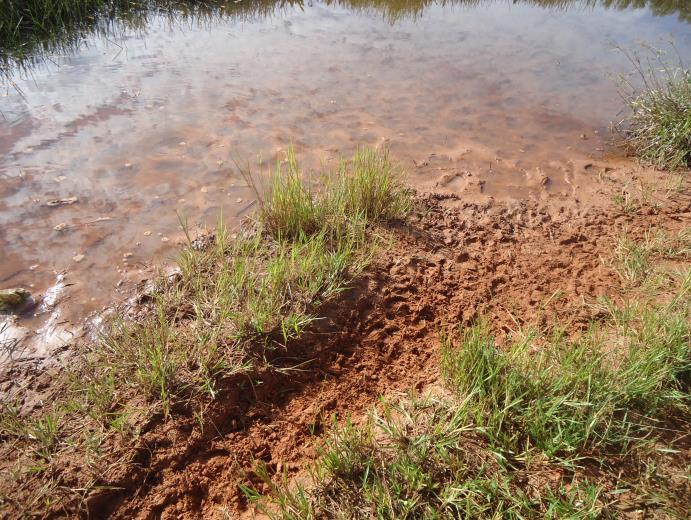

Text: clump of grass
xmin=440 ymin=288 xmax=689 ymax=457
xmin=254 ymin=147 xmax=410 ymax=239
xmin=337 ymin=147 xmax=411 ymax=222
xmin=617 ymin=47 xmax=691 ymax=170
xmin=646 ymin=227 xmax=691 ymax=258
xmin=246 ymin=396 xmax=609 ymax=519
xmin=614 ymin=235 xmax=652 ymax=284
xmin=613 ymin=227 xmax=691 ymax=285
xmin=255 ymin=150 xmax=324 ymax=238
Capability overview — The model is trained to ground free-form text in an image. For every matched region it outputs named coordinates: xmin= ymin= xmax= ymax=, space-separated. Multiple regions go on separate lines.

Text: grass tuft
xmin=255 ymin=147 xmax=410 ymax=240
xmin=337 ymin=147 xmax=411 ymax=222
xmin=257 ymin=149 xmax=324 ymax=239
xmin=246 ymin=396 xmax=610 ymax=519
xmin=613 ymin=227 xmax=690 ymax=286
xmin=441 ymin=290 xmax=689 ymax=457
xmin=618 ymin=47 xmax=691 ymax=170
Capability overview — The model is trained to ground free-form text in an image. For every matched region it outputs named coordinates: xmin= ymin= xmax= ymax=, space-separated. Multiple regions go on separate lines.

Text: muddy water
xmin=0 ymin=0 xmax=689 ymax=354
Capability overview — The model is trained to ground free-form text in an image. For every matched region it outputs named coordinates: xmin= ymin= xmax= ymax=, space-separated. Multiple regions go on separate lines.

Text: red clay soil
xmin=76 ymin=187 xmax=690 ymax=519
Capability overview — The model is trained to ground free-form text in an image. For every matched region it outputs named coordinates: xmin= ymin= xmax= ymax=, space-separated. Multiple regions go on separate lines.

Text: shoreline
xmin=1 ymin=150 xmax=689 ymax=517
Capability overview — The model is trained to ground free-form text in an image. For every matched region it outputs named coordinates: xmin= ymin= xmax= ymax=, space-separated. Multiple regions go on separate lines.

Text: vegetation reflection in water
xmin=1 ymin=0 xmax=690 ymax=75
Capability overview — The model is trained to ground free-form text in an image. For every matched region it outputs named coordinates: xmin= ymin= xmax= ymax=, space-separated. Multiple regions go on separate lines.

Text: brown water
xmin=1 ymin=0 xmax=689 ymax=355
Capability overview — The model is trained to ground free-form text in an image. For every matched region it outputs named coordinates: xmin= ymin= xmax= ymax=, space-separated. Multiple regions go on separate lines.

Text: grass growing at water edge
xmin=617 ymin=46 xmax=691 ymax=170
xmin=0 ymin=146 xmax=410 ymax=515
xmin=249 ymin=147 xmax=411 ymax=239
xmin=94 ymin=147 xmax=408 ymax=414
xmin=0 ymin=0 xmax=300 ymax=74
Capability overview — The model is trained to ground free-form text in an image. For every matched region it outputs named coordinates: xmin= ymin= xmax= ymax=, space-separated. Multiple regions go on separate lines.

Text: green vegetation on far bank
xmin=248 ymin=229 xmax=691 ymax=519
xmin=2 ymin=0 xmax=691 ymax=75
xmin=0 ymin=0 xmax=294 ymax=71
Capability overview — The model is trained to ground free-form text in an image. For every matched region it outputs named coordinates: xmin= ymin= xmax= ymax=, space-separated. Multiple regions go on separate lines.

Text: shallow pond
xmin=0 ymin=0 xmax=689 ymax=352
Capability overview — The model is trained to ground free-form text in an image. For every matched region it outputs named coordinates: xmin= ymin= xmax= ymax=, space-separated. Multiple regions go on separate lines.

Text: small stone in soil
xmin=144 ymin=231 xmax=152 ymax=236
xmin=73 ymin=254 xmax=85 ymax=262
xmin=161 ymin=237 xmax=169 ymax=243
xmin=0 ymin=288 xmax=31 ymax=311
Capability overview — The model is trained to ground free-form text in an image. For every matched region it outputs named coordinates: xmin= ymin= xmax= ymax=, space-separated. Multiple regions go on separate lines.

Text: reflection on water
xmin=339 ymin=0 xmax=691 ymax=23
xmin=0 ymin=0 xmax=689 ymax=354
xmin=1 ymin=0 xmax=689 ymax=74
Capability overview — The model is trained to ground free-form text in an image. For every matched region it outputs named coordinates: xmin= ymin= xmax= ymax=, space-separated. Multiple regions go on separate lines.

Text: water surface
xmin=0 ymin=0 xmax=689 ymax=352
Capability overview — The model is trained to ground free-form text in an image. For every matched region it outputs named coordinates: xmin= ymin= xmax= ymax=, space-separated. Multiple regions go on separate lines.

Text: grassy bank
xmin=0 ymin=147 xmax=410 ymax=514
xmin=249 ymin=229 xmax=691 ymax=518
xmin=618 ymin=49 xmax=691 ymax=170
xmin=94 ymin=147 xmax=409 ymax=415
